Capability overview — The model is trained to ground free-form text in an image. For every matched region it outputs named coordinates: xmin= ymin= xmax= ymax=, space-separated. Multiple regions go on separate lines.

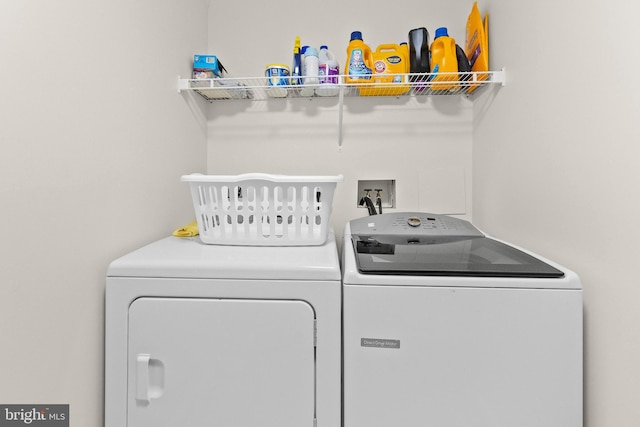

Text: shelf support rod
xmin=337 ymin=78 xmax=345 ymax=151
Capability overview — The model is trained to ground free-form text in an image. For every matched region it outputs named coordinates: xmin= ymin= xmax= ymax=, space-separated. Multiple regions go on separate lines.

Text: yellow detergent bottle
xmin=430 ymin=27 xmax=459 ymax=91
xmin=345 ymin=31 xmax=373 ymax=84
xmin=361 ymin=43 xmax=410 ymax=96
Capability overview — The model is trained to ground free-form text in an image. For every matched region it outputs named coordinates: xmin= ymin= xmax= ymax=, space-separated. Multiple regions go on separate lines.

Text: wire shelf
xmin=178 ymin=69 xmax=505 ymax=102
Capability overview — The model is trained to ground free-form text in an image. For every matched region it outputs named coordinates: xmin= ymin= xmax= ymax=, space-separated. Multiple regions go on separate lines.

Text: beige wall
xmin=473 ymin=1 xmax=640 ymax=425
xmin=0 ymin=1 xmax=209 ymax=425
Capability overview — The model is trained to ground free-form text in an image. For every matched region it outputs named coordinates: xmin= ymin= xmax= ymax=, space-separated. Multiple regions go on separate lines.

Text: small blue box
xmin=193 ymin=55 xmax=227 ymax=79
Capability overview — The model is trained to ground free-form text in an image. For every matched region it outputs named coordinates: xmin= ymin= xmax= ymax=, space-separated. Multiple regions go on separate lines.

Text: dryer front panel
xmin=127 ymin=297 xmax=316 ymax=427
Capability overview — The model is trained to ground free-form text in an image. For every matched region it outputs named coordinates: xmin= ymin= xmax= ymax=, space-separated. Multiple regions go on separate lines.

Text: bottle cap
xmin=350 ymin=31 xmax=363 ymax=41
xmin=305 ymin=47 xmax=318 ymax=57
xmin=320 ymin=45 xmax=328 ymax=50
xmin=301 ymin=46 xmax=309 ymax=54
xmin=435 ymin=27 xmax=449 ymax=38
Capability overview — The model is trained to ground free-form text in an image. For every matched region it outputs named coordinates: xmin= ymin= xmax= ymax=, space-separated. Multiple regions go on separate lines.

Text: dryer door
xmin=127 ymin=297 xmax=316 ymax=427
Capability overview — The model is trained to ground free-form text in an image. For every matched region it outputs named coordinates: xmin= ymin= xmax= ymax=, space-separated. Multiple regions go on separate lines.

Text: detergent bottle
xmin=316 ymin=45 xmax=340 ymax=96
xmin=300 ymin=47 xmax=319 ymax=97
xmin=300 ymin=45 xmax=309 ymax=77
xmin=456 ymin=43 xmax=472 ymax=84
xmin=430 ymin=27 xmax=458 ymax=91
xmin=408 ymin=27 xmax=430 ymax=83
xmin=361 ymin=43 xmax=409 ymax=96
xmin=373 ymin=44 xmax=407 ymax=82
xmin=399 ymin=42 xmax=410 ymax=73
xmin=345 ymin=31 xmax=373 ymax=83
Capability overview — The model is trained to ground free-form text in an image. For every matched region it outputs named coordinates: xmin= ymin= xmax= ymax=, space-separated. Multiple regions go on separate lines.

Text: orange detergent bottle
xmin=345 ymin=31 xmax=374 ymax=84
xmin=430 ymin=27 xmax=459 ymax=91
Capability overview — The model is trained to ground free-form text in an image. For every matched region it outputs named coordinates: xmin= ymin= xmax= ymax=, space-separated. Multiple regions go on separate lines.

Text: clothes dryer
xmin=105 ymin=232 xmax=341 ymax=427
xmin=342 ymin=213 xmax=583 ymax=427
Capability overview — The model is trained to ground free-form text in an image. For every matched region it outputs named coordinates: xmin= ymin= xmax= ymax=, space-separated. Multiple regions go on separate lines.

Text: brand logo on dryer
xmin=361 ymin=338 xmax=400 ymax=349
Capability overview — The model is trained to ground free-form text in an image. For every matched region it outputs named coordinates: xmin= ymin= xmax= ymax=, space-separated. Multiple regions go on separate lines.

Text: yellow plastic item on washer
xmin=465 ymin=2 xmax=489 ymax=92
xmin=172 ymin=220 xmax=199 ymax=237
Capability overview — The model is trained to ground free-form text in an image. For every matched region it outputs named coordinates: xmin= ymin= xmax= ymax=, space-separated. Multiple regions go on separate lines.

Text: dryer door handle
xmin=136 ymin=354 xmax=151 ymax=403
xmin=135 ymin=354 xmax=165 ymax=403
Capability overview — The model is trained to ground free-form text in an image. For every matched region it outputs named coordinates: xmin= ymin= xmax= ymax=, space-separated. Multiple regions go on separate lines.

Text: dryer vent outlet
xmin=357 ymin=180 xmax=396 ymax=210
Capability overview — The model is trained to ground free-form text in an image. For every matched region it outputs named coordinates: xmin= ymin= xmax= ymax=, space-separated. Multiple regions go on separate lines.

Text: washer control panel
xmin=349 ymin=212 xmax=484 ymax=238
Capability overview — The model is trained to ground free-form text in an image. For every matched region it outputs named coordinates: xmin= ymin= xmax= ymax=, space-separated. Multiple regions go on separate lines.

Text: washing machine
xmin=105 ymin=232 xmax=341 ymax=427
xmin=342 ymin=213 xmax=583 ymax=427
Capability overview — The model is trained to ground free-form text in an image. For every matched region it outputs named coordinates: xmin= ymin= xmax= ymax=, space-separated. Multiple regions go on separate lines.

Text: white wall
xmin=474 ymin=1 xmax=640 ymax=425
xmin=206 ymin=0 xmax=478 ymax=245
xmin=0 ymin=1 xmax=208 ymax=425
xmin=205 ymin=97 xmax=473 ymax=244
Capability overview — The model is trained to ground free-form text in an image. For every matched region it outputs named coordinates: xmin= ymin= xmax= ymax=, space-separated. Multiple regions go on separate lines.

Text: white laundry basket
xmin=182 ymin=173 xmax=344 ymax=246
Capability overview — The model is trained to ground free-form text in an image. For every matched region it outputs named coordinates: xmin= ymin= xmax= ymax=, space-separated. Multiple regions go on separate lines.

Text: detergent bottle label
xmin=348 ymin=49 xmax=372 ymax=79
xmin=319 ymin=64 xmax=339 ymax=84
xmin=374 ymin=58 xmax=403 ymax=83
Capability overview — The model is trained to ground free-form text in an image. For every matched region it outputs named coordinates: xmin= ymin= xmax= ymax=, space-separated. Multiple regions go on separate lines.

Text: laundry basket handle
xmin=181 ymin=173 xmax=344 ymax=183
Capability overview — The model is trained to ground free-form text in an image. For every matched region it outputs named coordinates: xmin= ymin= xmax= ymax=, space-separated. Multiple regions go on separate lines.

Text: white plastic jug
xmin=317 ymin=45 xmax=340 ymax=97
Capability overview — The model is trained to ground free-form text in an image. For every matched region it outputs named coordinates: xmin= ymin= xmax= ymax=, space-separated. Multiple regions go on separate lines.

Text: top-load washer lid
xmin=349 ymin=213 xmax=564 ymax=278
